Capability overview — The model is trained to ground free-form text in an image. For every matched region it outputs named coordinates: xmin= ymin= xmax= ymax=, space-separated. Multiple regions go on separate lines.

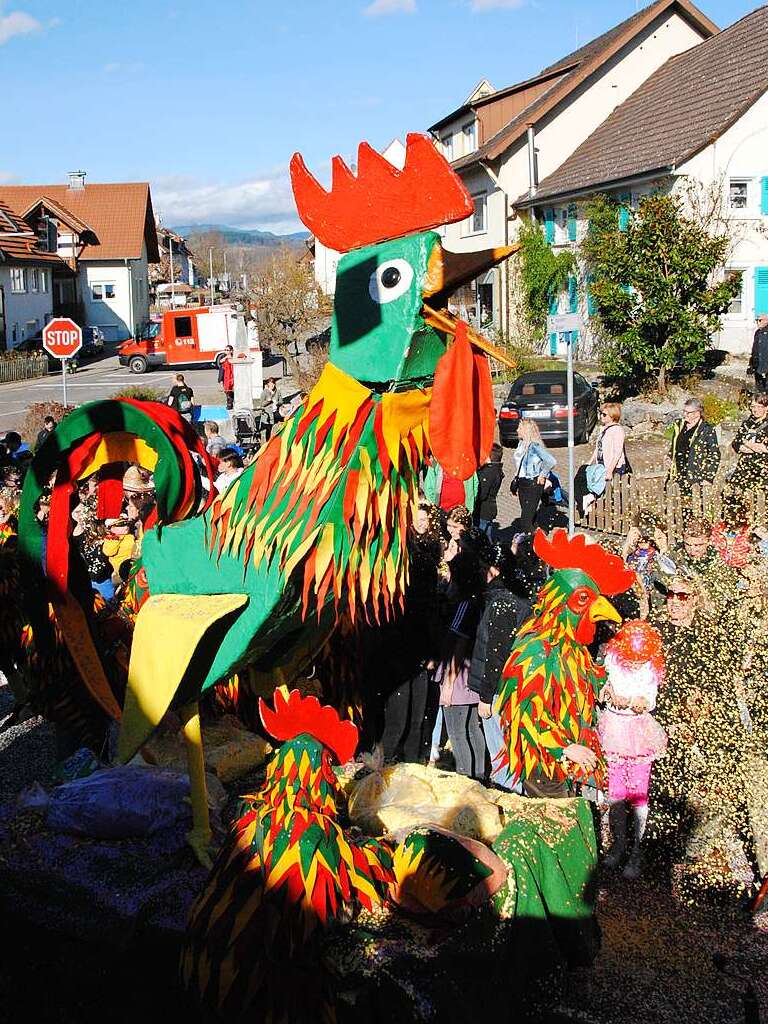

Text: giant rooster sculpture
xmin=495 ymin=530 xmax=635 ymax=794
xmin=180 ymin=686 xmax=395 ymax=1022
xmin=18 ymin=134 xmax=516 ymax=865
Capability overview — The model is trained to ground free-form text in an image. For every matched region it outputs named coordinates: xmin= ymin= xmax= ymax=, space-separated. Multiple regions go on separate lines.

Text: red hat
xmin=605 ymin=619 xmax=665 ymax=683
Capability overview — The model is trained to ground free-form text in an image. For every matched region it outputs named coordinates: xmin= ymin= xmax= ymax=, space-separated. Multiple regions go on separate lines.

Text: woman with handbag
xmin=433 ymin=545 xmax=486 ymax=779
xmin=574 ymin=402 xmax=630 ymax=518
xmin=511 ymin=419 xmax=556 ymax=534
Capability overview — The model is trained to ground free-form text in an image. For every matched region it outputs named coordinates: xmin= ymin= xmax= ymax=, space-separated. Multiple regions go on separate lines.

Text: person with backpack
xmin=574 ymin=402 xmax=630 ymax=519
xmin=474 ymin=443 xmax=504 ymax=538
xmin=167 ymin=373 xmax=195 ymax=423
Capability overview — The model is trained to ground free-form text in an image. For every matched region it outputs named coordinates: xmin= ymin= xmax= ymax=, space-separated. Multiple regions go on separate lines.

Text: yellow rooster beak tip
xmin=588 ymin=595 xmax=621 ymax=625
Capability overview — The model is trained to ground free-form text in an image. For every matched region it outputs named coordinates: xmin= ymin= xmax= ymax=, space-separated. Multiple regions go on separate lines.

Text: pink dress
xmin=598 ymin=661 xmax=667 ymax=764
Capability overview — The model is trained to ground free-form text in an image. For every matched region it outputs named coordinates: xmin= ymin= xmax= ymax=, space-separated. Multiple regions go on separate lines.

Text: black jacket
xmin=468 ymin=577 xmax=531 ymax=704
xmin=668 ymin=418 xmax=720 ymax=486
xmin=475 ymin=461 xmax=504 ymax=522
xmin=750 ymin=327 xmax=768 ymax=375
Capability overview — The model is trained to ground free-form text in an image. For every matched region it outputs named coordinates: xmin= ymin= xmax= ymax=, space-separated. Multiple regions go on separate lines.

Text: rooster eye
xmin=568 ymin=586 xmax=593 ymax=612
xmin=369 ymin=259 xmax=413 ymax=304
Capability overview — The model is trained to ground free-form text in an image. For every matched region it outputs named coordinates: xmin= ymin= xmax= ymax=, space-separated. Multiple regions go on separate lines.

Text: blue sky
xmin=0 ymin=0 xmax=757 ymax=232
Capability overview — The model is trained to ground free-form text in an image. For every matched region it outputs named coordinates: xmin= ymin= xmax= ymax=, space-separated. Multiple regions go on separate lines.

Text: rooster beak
xmin=588 ymin=595 xmax=622 ymax=625
xmin=422 ymin=243 xmax=519 ymax=369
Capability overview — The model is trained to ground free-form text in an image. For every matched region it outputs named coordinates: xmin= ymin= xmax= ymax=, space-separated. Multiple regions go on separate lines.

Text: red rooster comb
xmin=290 ymin=133 xmax=474 ymax=253
xmin=533 ymin=529 xmax=636 ymax=596
xmin=259 ymin=686 xmax=359 ymax=765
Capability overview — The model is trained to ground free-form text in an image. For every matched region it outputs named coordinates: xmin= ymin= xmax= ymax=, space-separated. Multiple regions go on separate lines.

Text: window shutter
xmin=756 ymin=267 xmax=768 ymax=315
xmin=545 ymin=208 xmax=555 ymax=244
xmin=567 ymin=203 xmax=577 ymax=242
xmin=618 ymin=193 xmax=631 ymax=232
xmin=549 ymin=293 xmax=559 ymax=315
xmin=568 ymin=276 xmax=578 ymax=313
xmin=571 ymin=330 xmax=579 ymax=350
xmin=761 ymin=178 xmax=768 ymax=216
xmin=586 ymin=274 xmax=597 ymax=316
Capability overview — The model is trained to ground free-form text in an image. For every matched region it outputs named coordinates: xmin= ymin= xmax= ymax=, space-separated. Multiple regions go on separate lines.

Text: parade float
xmin=0 ymin=134 xmax=635 ymax=1020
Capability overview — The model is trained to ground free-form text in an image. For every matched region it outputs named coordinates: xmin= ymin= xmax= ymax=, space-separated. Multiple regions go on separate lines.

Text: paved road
xmin=0 ymin=349 xmax=289 ymax=430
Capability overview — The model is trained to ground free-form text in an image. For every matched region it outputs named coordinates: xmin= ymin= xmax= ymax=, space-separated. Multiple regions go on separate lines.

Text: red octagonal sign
xmin=43 ymin=317 xmax=83 ymax=360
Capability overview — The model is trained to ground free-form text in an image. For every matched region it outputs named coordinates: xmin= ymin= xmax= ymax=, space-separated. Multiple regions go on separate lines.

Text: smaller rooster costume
xmin=599 ymin=619 xmax=667 ymax=878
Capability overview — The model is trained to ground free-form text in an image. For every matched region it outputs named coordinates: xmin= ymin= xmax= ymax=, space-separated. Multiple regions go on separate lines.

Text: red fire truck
xmin=118 ymin=306 xmax=258 ymax=374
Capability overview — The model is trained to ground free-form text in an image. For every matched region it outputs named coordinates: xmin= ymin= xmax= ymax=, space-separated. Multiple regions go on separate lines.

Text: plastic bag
xmin=45 ymin=765 xmax=193 ymax=839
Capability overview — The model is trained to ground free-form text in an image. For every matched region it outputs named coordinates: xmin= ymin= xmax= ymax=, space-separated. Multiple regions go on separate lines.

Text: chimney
xmin=68 ymin=170 xmax=86 ymax=191
xmin=526 ymin=124 xmax=537 ymax=197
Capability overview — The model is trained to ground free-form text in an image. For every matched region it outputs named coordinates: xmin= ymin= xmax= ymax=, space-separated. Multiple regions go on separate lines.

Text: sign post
xmin=546 ymin=313 xmax=582 ymax=536
xmin=43 ymin=318 xmax=82 ymax=406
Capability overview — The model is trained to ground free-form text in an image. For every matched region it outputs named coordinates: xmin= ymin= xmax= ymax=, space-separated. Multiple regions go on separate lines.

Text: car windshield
xmin=510 ymin=379 xmax=568 ymax=398
xmin=139 ymin=321 xmax=161 ymax=340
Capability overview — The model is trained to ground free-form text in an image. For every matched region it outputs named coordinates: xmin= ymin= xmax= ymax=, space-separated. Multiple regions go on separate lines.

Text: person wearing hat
xmin=122 ymin=466 xmax=155 ymax=525
xmin=469 ymin=541 xmax=531 ymax=790
xmin=749 ymin=314 xmax=768 ymax=392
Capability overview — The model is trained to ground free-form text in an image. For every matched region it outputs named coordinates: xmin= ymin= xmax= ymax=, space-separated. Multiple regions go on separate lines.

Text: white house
xmin=517 ymin=4 xmax=768 ymax=357
xmin=426 ymin=0 xmax=717 ymax=334
xmin=0 ymin=199 xmax=73 ymax=350
xmin=0 ymin=173 xmax=159 ymax=342
xmin=312 ymin=137 xmax=407 ymax=295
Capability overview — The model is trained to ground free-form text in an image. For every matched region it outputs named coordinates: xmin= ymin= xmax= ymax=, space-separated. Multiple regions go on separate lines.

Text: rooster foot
xmin=186 ymin=826 xmax=214 ymax=870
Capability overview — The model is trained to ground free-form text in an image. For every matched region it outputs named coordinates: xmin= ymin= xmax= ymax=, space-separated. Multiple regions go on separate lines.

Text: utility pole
xmin=169 ymin=236 xmax=175 ymax=306
xmin=209 ymin=248 xmax=215 ymax=307
xmin=223 ymin=250 xmax=228 ymax=293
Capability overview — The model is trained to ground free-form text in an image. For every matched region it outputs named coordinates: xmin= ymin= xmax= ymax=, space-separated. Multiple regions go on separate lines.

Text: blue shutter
xmin=567 ymin=203 xmax=577 ymax=242
xmin=548 ymin=292 xmax=559 ymax=315
xmin=756 ymin=267 xmax=768 ymax=315
xmin=568 ymin=276 xmax=578 ymax=313
xmin=618 ymin=193 xmax=631 ymax=232
xmin=761 ymin=178 xmax=768 ymax=216
xmin=586 ymin=273 xmax=597 ymax=316
xmin=549 ymin=333 xmax=558 ymax=356
xmin=571 ymin=330 xmax=579 ymax=351
xmin=544 ymin=208 xmax=555 ymax=244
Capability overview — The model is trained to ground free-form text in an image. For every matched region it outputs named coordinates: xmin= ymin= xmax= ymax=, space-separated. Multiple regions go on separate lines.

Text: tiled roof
xmin=0 ymin=182 xmax=159 ymax=262
xmin=522 ymin=5 xmax=768 ymax=205
xmin=451 ymin=0 xmax=718 ymax=172
xmin=0 ymin=199 xmax=72 ymax=269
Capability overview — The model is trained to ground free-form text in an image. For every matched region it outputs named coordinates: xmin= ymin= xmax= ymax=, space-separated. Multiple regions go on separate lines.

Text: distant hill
xmin=170 ymin=224 xmax=310 ymax=247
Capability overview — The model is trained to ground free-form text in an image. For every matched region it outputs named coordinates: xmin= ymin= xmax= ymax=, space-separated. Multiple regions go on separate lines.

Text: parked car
xmin=15 ymin=326 xmax=102 ymax=369
xmin=13 ymin=333 xmax=59 ymax=370
xmin=498 ymin=370 xmax=600 ymax=446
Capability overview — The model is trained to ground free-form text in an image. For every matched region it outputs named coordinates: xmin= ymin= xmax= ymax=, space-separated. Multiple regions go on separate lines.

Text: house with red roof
xmin=0 ymin=200 xmax=74 ymax=351
xmin=0 ymin=171 xmax=159 ymax=343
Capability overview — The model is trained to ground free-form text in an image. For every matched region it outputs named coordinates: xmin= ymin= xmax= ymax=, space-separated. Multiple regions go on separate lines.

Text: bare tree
xmin=250 ymin=248 xmax=328 ymax=369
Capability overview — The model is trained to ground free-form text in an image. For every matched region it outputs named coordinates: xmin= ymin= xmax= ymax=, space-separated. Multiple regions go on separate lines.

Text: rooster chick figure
xmin=180 ymin=687 xmax=394 ymax=1023
xmin=495 ymin=530 xmax=635 ymax=796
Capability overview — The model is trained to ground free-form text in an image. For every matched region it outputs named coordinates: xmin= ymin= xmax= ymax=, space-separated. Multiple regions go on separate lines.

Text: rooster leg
xmin=180 ymin=701 xmax=213 ymax=869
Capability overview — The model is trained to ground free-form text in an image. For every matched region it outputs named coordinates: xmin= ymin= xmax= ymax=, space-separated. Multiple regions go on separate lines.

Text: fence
xmin=583 ymin=473 xmax=767 ymax=545
xmin=0 ymin=352 xmax=48 ymax=384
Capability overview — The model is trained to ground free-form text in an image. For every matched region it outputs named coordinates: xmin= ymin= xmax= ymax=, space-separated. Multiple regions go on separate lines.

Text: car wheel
xmin=129 ymin=355 xmax=148 ymax=374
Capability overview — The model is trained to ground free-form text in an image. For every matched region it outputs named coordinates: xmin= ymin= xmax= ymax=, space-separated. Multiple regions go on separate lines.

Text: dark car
xmin=15 ymin=326 xmax=103 ymax=369
xmin=498 ymin=370 xmax=599 ymax=446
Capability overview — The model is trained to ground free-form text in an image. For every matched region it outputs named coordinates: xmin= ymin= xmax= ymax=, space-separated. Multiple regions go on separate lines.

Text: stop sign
xmin=43 ymin=317 xmax=82 ymax=360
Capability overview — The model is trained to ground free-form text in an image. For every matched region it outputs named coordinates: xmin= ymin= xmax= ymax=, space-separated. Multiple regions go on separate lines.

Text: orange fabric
xmin=428 ymin=321 xmax=494 ymax=480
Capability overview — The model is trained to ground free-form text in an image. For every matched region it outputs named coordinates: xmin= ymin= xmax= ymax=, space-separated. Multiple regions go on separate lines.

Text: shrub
xmin=701 ymin=393 xmax=740 ymax=425
xmin=22 ymin=402 xmax=76 ymax=445
xmin=109 ymin=385 xmax=165 ymax=402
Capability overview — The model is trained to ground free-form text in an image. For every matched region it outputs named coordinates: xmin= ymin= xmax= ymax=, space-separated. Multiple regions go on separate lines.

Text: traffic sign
xmin=43 ymin=318 xmax=82 ymax=360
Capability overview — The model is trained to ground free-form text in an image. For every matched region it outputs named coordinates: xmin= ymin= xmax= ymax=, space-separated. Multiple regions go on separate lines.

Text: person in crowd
xmin=748 ymin=314 xmax=768 ymax=391
xmin=621 ymin=512 xmax=669 ymax=617
xmin=0 ymin=487 xmax=19 ymax=546
xmin=167 ymin=373 xmax=194 ymax=423
xmin=574 ymin=402 xmax=630 ymax=518
xmin=260 ymin=378 xmax=279 ymax=437
xmin=0 ymin=463 xmax=23 ymax=496
xmin=711 ymin=497 xmax=752 ymax=570
xmin=442 ymin=504 xmax=473 ymax=566
xmin=71 ymin=500 xmax=114 ymax=601
xmin=669 ymin=515 xmax=739 ymax=613
xmin=433 ymin=544 xmax=486 ymax=779
xmin=648 ymin=574 xmax=761 ymax=895
xmin=378 ymin=515 xmax=442 ymax=764
xmin=35 ymin=415 xmax=57 ymax=451
xmin=510 ymin=418 xmax=556 ymax=535
xmin=218 ymin=345 xmax=235 ymax=410
xmin=102 ymin=514 xmax=139 ymax=579
xmin=122 ymin=466 xmax=155 ymax=519
xmin=474 ymin=443 xmax=504 ymax=538
xmin=666 ymin=398 xmax=720 ymax=497
xmin=204 ymin=421 xmax=227 ymax=458
xmin=469 ymin=542 xmax=531 ymax=790
xmin=412 ymin=501 xmax=443 ymax=564
xmin=2 ymin=431 xmax=30 ymax=464
xmin=215 ymin=449 xmax=244 ymax=494
xmin=730 ymin=392 xmax=768 ymax=494
xmin=422 ymin=456 xmax=478 ymax=515
xmin=599 ymin=620 xmax=668 ymax=880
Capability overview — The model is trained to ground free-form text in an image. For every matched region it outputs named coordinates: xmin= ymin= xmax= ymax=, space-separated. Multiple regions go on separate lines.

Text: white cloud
xmin=0 ymin=9 xmax=42 ymax=44
xmin=363 ymin=0 xmax=416 ymax=16
xmin=151 ymin=170 xmax=304 ymax=234
xmin=470 ymin=0 xmax=526 ymax=10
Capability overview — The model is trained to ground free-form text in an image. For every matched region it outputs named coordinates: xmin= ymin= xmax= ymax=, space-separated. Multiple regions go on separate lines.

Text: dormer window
xmin=462 ymin=120 xmax=477 ymax=154
xmin=443 ymin=133 xmax=454 ymax=160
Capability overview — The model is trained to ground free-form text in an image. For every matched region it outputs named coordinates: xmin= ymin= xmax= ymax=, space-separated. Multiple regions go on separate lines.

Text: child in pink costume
xmin=598 ymin=620 xmax=667 ymax=879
